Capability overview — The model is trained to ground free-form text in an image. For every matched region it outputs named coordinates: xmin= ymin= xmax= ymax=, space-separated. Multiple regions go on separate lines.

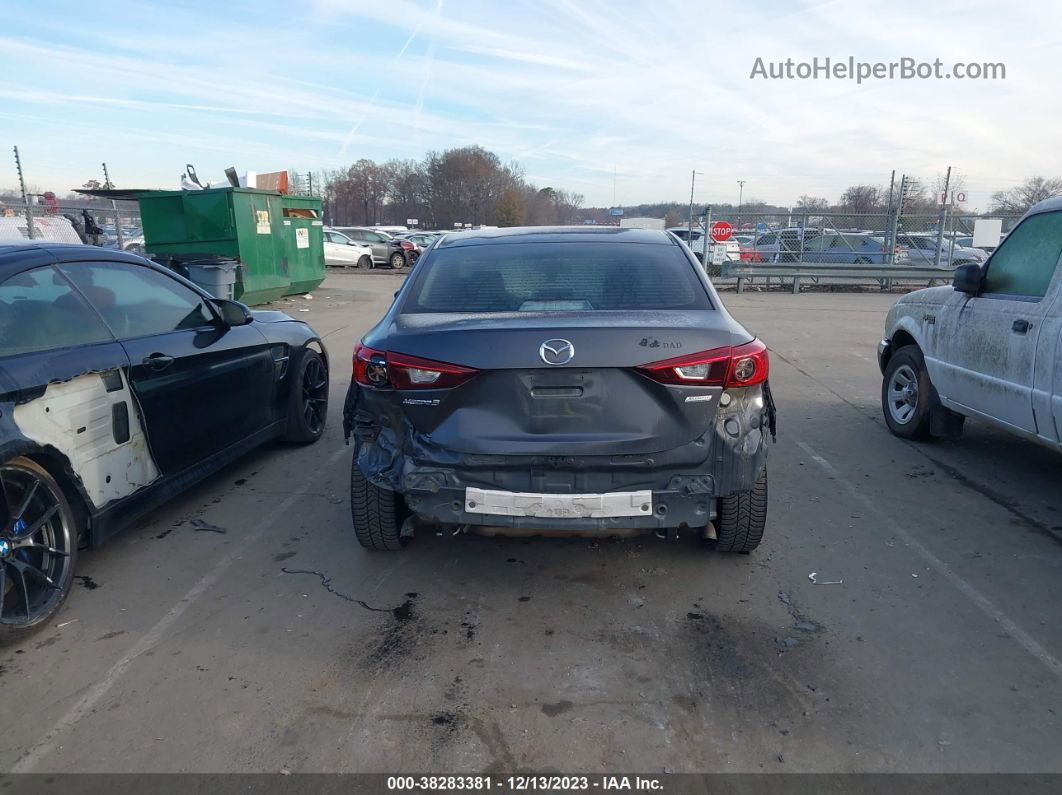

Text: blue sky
xmin=2 ymin=0 xmax=1059 ymax=209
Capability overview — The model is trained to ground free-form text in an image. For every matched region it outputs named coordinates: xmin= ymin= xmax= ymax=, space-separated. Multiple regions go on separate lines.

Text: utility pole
xmin=687 ymin=170 xmax=703 ymax=244
xmin=736 ymin=180 xmax=746 ymax=211
xmin=103 ymin=162 xmax=123 ymax=249
xmin=934 ymin=166 xmax=952 ymax=267
xmin=14 ymin=146 xmax=36 ymax=240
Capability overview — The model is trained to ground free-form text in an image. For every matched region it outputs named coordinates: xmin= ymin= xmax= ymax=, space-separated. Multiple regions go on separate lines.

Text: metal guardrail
xmin=721 ymin=263 xmax=955 ymax=294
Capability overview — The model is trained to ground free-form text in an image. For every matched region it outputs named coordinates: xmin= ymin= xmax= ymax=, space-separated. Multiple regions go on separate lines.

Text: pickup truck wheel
xmin=350 ymin=459 xmax=408 ymax=551
xmin=882 ymin=345 xmax=932 ymax=439
xmin=713 ymin=469 xmax=767 ymax=553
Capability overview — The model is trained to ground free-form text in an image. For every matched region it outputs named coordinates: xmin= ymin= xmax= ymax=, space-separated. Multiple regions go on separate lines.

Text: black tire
xmin=389 ymin=251 xmax=407 ymax=269
xmin=357 ymin=255 xmax=372 ymax=270
xmin=881 ymin=345 xmax=932 ymax=440
xmin=350 ymin=458 xmax=407 ymax=550
xmin=1 ymin=457 xmax=79 ymax=643
xmin=284 ymin=349 xmax=328 ymax=443
xmin=713 ymin=469 xmax=767 ymax=553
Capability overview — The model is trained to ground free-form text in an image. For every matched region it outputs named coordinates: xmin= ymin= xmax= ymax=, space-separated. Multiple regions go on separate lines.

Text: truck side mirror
xmin=952 ymin=263 xmax=983 ymax=294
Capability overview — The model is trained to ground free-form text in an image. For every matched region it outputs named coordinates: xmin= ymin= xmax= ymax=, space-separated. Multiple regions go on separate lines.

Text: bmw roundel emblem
xmin=539 ymin=339 xmax=575 ymax=366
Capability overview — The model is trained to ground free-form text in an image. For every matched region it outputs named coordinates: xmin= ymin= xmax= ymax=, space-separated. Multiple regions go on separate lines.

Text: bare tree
xmin=838 ymin=185 xmax=885 ymax=213
xmin=795 ymin=195 xmax=829 ymax=212
xmin=990 ymin=176 xmax=1062 ymax=214
xmin=553 ymin=190 xmax=584 ymax=224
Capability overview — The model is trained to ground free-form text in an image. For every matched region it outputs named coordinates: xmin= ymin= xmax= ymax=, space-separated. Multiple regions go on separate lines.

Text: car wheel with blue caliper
xmin=0 ymin=457 xmax=79 ymax=642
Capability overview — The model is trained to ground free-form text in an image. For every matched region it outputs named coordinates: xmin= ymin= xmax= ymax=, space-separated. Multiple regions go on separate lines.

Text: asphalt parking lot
xmin=2 ymin=271 xmax=1060 ymax=774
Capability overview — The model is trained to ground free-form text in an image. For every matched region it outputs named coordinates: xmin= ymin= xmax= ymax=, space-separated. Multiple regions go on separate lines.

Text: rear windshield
xmin=403 ymin=242 xmax=710 ymax=313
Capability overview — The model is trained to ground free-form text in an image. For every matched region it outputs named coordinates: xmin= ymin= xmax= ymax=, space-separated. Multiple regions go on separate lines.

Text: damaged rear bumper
xmin=344 ymin=381 xmax=776 ymax=536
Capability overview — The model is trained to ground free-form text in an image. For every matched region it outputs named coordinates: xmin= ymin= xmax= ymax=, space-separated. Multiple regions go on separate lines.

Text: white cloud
xmin=1 ymin=0 xmax=1060 ymax=208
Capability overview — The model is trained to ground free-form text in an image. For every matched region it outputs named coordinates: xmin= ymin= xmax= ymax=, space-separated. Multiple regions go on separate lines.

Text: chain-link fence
xmin=0 ymin=200 xmax=143 ymax=250
xmin=688 ymin=210 xmax=1023 ymax=275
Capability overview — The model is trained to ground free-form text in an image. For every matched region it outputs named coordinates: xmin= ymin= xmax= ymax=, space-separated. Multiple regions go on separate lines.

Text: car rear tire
xmin=713 ymin=469 xmax=767 ymax=553
xmin=389 ymin=252 xmax=406 ymax=269
xmin=284 ymin=349 xmax=328 ymax=444
xmin=350 ymin=459 xmax=407 ymax=550
xmin=357 ymin=255 xmax=372 ymax=270
xmin=1 ymin=457 xmax=79 ymax=643
xmin=881 ymin=345 xmax=932 ymax=440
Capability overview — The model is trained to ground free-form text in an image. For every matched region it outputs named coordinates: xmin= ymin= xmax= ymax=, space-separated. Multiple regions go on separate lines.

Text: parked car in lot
xmin=666 ymin=227 xmax=740 ymax=262
xmin=803 ymin=232 xmax=908 ymax=264
xmin=0 ymin=243 xmax=329 ymax=639
xmin=323 ymin=228 xmax=374 ymax=268
xmin=343 ymin=227 xmax=776 ymax=553
xmin=895 ymin=234 xmax=988 ymax=267
xmin=334 ymin=227 xmax=412 ymax=268
xmin=753 ymin=229 xmax=907 ymax=264
xmin=392 ymin=232 xmax=440 ymax=262
xmin=753 ymin=228 xmax=822 ymax=262
xmin=878 ymin=197 xmax=1062 ymax=449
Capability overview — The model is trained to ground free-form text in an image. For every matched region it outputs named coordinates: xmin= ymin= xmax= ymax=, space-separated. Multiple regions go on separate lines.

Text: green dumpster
xmin=136 ymin=187 xmax=325 ymax=305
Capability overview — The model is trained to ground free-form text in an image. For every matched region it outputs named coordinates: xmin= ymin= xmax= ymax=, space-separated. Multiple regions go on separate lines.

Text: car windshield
xmin=403 ymin=242 xmax=710 ymax=313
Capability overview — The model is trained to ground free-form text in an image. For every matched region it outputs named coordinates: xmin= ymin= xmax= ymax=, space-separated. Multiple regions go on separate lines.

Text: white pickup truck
xmin=878 ymin=197 xmax=1062 ymax=449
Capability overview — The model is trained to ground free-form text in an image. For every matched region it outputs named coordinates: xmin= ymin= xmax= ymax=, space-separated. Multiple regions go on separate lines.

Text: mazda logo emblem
xmin=539 ymin=339 xmax=574 ymax=366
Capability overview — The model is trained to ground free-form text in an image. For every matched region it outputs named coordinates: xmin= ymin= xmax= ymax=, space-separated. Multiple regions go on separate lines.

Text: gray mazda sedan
xmin=342 ymin=227 xmax=775 ymax=553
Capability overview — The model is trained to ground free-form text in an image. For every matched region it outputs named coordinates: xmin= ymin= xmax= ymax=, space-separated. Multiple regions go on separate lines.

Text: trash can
xmin=183 ymin=259 xmax=240 ymax=300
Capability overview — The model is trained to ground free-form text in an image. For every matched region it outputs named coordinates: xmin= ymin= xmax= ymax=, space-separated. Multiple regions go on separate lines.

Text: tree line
xmin=318 ymin=145 xmax=584 ymax=230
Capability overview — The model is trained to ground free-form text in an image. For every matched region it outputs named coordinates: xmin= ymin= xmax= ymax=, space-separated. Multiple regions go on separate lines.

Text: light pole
xmin=688 ymin=170 xmax=704 ymax=243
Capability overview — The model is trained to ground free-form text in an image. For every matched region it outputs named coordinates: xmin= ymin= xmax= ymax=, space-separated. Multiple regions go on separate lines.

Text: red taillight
xmin=399 ymin=240 xmax=414 ymax=250
xmin=636 ymin=347 xmax=731 ymax=386
xmin=387 ymin=352 xmax=478 ymax=389
xmin=725 ymin=339 xmax=769 ymax=387
xmin=353 ymin=344 xmax=478 ymax=390
xmin=637 ymin=339 xmax=769 ymax=388
xmin=354 ymin=344 xmax=389 ymax=387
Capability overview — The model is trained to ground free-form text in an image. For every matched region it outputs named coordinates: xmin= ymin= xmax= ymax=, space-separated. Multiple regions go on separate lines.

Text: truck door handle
xmin=1012 ymin=319 xmax=1031 ymax=335
xmin=143 ymin=353 xmax=175 ymax=371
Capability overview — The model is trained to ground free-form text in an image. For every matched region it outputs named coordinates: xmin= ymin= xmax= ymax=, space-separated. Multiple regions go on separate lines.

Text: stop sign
xmin=710 ymin=221 xmax=733 ymax=242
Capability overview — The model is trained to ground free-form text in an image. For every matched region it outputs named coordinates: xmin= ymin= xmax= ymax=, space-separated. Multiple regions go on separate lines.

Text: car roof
xmin=1027 ymin=196 xmax=1062 ymax=216
xmin=434 ymin=226 xmax=676 ymax=249
xmin=0 ymin=241 xmax=154 ymax=276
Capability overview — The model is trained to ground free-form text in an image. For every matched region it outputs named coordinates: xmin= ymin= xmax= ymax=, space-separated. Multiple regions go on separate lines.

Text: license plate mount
xmin=463 ymin=487 xmax=653 ymax=519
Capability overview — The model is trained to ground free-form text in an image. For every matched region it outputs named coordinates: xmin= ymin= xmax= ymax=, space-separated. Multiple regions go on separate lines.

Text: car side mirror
xmin=952 ymin=263 xmax=983 ymax=295
xmin=212 ymin=298 xmax=254 ymax=326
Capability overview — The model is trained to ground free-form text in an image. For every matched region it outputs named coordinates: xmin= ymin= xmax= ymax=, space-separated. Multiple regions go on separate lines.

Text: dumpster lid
xmin=73 ymin=189 xmax=156 ymax=199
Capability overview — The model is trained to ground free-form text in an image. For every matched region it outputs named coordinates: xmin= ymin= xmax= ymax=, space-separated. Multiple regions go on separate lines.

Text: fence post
xmin=702 ymin=205 xmax=712 ymax=270
xmin=791 ymin=276 xmax=801 ymax=295
xmin=933 ymin=166 xmax=951 ymax=268
xmin=14 ymin=146 xmax=36 ymax=240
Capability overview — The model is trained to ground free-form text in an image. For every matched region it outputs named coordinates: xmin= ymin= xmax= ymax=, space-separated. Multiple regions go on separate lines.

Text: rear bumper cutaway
xmin=343 ymin=380 xmax=775 ymax=534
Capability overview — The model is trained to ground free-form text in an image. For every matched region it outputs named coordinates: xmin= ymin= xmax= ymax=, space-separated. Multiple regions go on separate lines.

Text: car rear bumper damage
xmin=343 ymin=381 xmax=776 ymax=536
